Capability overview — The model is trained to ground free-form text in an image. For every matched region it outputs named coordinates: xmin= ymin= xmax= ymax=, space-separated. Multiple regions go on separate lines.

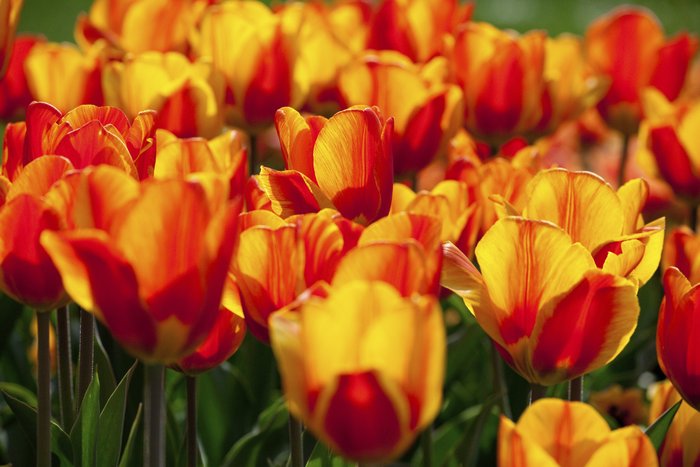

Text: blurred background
xmin=18 ymin=0 xmax=700 ymax=43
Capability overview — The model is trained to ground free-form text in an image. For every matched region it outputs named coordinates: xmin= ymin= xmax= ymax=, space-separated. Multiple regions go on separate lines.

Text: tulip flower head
xmin=649 ymin=380 xmax=700 ymax=467
xmin=662 ymin=226 xmax=700 ymax=284
xmin=0 ymin=0 xmax=23 ymax=77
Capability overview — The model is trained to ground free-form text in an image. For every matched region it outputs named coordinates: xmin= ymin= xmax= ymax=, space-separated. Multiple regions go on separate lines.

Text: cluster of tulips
xmin=1 ymin=0 xmax=700 ymax=465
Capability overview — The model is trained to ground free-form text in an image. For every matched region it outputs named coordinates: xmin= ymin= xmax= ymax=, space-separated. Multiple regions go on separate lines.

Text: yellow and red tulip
xmin=40 ymin=166 xmax=242 ymax=364
xmin=657 ymin=267 xmax=700 ymax=411
xmin=194 ymin=1 xmax=308 ymax=129
xmin=584 ymin=7 xmax=698 ymax=134
xmin=258 ymin=106 xmax=393 ymax=224
xmin=588 ymin=385 xmax=649 ymax=427
xmin=649 ymin=380 xmax=700 ymax=467
xmin=499 ymin=398 xmax=657 ymax=466
xmin=269 ymin=280 xmax=445 ymax=462
xmin=0 ymin=0 xmax=22 ymax=77
xmin=663 ymin=226 xmax=700 ymax=284
xmin=337 ymin=51 xmax=463 ymax=174
xmin=442 ymin=217 xmax=639 ymax=386
xmin=0 ymin=35 xmax=43 ymax=119
xmin=102 ymin=51 xmax=225 ymax=139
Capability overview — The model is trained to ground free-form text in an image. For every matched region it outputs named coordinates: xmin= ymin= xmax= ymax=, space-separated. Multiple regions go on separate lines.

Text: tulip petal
xmin=498 ymin=416 xmax=559 ymax=467
xmin=6 ymin=155 xmax=74 ymax=201
xmin=257 ymin=166 xmax=334 ymax=218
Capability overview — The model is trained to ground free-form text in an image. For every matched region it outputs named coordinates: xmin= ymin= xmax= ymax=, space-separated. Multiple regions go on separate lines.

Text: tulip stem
xmin=421 ymin=426 xmax=433 ymax=467
xmin=690 ymin=205 xmax=699 ymax=231
xmin=144 ymin=364 xmax=165 ymax=467
xmin=248 ymin=134 xmax=258 ymax=176
xmin=288 ymin=414 xmax=303 ymax=467
xmin=37 ymin=311 xmax=52 ymax=467
xmin=529 ymin=384 xmax=547 ymax=405
xmin=491 ymin=343 xmax=512 ymax=419
xmin=76 ymin=309 xmax=94 ymax=410
xmin=186 ymin=376 xmax=197 ymax=467
xmin=568 ymin=376 xmax=583 ymax=402
xmin=617 ymin=132 xmax=630 ymax=188
xmin=56 ymin=305 xmax=74 ymax=428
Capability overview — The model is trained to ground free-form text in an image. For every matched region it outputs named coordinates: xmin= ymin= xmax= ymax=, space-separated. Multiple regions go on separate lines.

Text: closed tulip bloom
xmin=499 ymin=399 xmax=657 ymax=466
xmin=442 ymin=217 xmax=639 ymax=386
xmin=585 ymin=7 xmax=698 ymax=134
xmin=194 ymin=1 xmax=308 ymax=129
xmin=259 ymin=106 xmax=393 ymax=224
xmin=269 ymin=280 xmax=445 ymax=462
xmin=2 ymin=102 xmax=156 ymax=181
xmin=649 ymin=380 xmax=700 ymax=467
xmin=663 ymin=226 xmax=700 ymax=284
xmin=41 ymin=166 xmax=242 ymax=364
xmin=657 ymin=267 xmax=700 ymax=411
xmin=173 ymin=276 xmax=246 ymax=375
xmin=0 ymin=35 xmax=43 ymax=119
xmin=103 ymin=51 xmax=225 ymax=138
xmin=367 ymin=0 xmax=472 ymax=63
xmin=24 ymin=41 xmax=104 ymax=112
xmin=337 ymin=52 xmax=463 ymax=174
xmin=0 ymin=0 xmax=22 ymax=77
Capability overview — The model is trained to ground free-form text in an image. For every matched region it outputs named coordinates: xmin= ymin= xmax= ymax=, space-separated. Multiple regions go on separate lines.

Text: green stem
xmin=186 ymin=376 xmax=197 ymax=467
xmin=568 ymin=376 xmax=583 ymax=402
xmin=248 ymin=133 xmax=258 ymax=176
xmin=617 ymin=132 xmax=630 ymax=188
xmin=56 ymin=305 xmax=74 ymax=428
xmin=144 ymin=364 xmax=165 ymax=467
xmin=37 ymin=311 xmax=52 ymax=467
xmin=529 ymin=384 xmax=547 ymax=405
xmin=421 ymin=426 xmax=432 ymax=467
xmin=491 ymin=343 xmax=512 ymax=419
xmin=76 ymin=309 xmax=94 ymax=410
xmin=288 ymin=414 xmax=303 ymax=467
xmin=690 ymin=204 xmax=699 ymax=232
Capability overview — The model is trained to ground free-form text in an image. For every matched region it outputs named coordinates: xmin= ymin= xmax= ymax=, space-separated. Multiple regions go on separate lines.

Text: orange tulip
xmin=663 ymin=226 xmax=700 ymax=284
xmin=24 ymin=41 xmax=104 ymax=112
xmin=337 ymin=51 xmax=463 ymax=174
xmin=649 ymin=380 xmax=700 ymax=467
xmin=499 ymin=399 xmax=657 ymax=466
xmin=173 ymin=276 xmax=246 ymax=375
xmin=75 ymin=0 xmax=209 ymax=54
xmin=259 ymin=106 xmax=393 ymax=224
xmin=367 ymin=0 xmax=472 ymax=63
xmin=194 ymin=1 xmax=308 ymax=129
xmin=2 ymin=102 xmax=156 ymax=181
xmin=0 ymin=0 xmax=22 ymax=77
xmin=657 ymin=267 xmax=700 ymax=411
xmin=102 ymin=51 xmax=225 ymax=138
xmin=41 ymin=166 xmax=242 ymax=364
xmin=507 ymin=168 xmax=665 ymax=288
xmin=269 ymin=280 xmax=445 ymax=462
xmin=588 ymin=385 xmax=649 ymax=427
xmin=584 ymin=7 xmax=698 ymax=134
xmin=0 ymin=35 xmax=43 ymax=119
xmin=442 ymin=217 xmax=639 ymax=386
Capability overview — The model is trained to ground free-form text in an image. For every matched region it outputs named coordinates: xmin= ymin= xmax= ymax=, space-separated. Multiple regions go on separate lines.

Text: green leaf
xmin=71 ymin=372 xmax=101 ymax=467
xmin=305 ymin=442 xmax=353 ymax=467
xmin=118 ymin=403 xmax=143 ymax=467
xmin=94 ymin=329 xmax=117 ymax=406
xmin=95 ymin=362 xmax=137 ymax=467
xmin=1 ymin=390 xmax=74 ymax=466
xmin=0 ymin=381 xmax=38 ymax=407
xmin=645 ymin=400 xmax=681 ymax=451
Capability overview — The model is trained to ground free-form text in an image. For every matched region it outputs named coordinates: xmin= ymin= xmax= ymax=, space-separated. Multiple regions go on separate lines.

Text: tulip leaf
xmin=118 ymin=403 xmax=143 ymax=467
xmin=1 ymin=390 xmax=74 ymax=466
xmin=94 ymin=329 xmax=117 ymax=406
xmin=645 ymin=400 xmax=681 ymax=451
xmin=95 ymin=362 xmax=137 ymax=467
xmin=306 ymin=442 xmax=353 ymax=467
xmin=0 ymin=381 xmax=38 ymax=407
xmin=71 ymin=372 xmax=101 ymax=467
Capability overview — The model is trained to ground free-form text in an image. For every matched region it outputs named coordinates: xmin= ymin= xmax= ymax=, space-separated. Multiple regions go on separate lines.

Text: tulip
xmin=41 ymin=166 xmax=242 ymax=364
xmin=194 ymin=1 xmax=308 ymax=129
xmin=269 ymin=280 xmax=445 ymax=462
xmin=259 ymin=106 xmax=393 ymax=224
xmin=662 ymin=226 xmax=700 ymax=284
xmin=24 ymin=41 xmax=104 ymax=112
xmin=499 ymin=399 xmax=657 ymax=466
xmin=441 ymin=217 xmax=639 ymax=386
xmin=367 ymin=0 xmax=472 ymax=63
xmin=588 ymin=385 xmax=648 ymax=427
xmin=102 ymin=51 xmax=225 ymax=138
xmin=657 ymin=267 xmax=700 ymax=411
xmin=0 ymin=0 xmax=22 ymax=77
xmin=337 ymin=51 xmax=463 ymax=174
xmin=510 ymin=168 xmax=664 ymax=288
xmin=75 ymin=0 xmax=208 ymax=54
xmin=0 ymin=35 xmax=43 ymax=119
xmin=649 ymin=380 xmax=700 ymax=467
xmin=2 ymin=102 xmax=156 ymax=181
xmin=584 ymin=7 xmax=698 ymax=134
